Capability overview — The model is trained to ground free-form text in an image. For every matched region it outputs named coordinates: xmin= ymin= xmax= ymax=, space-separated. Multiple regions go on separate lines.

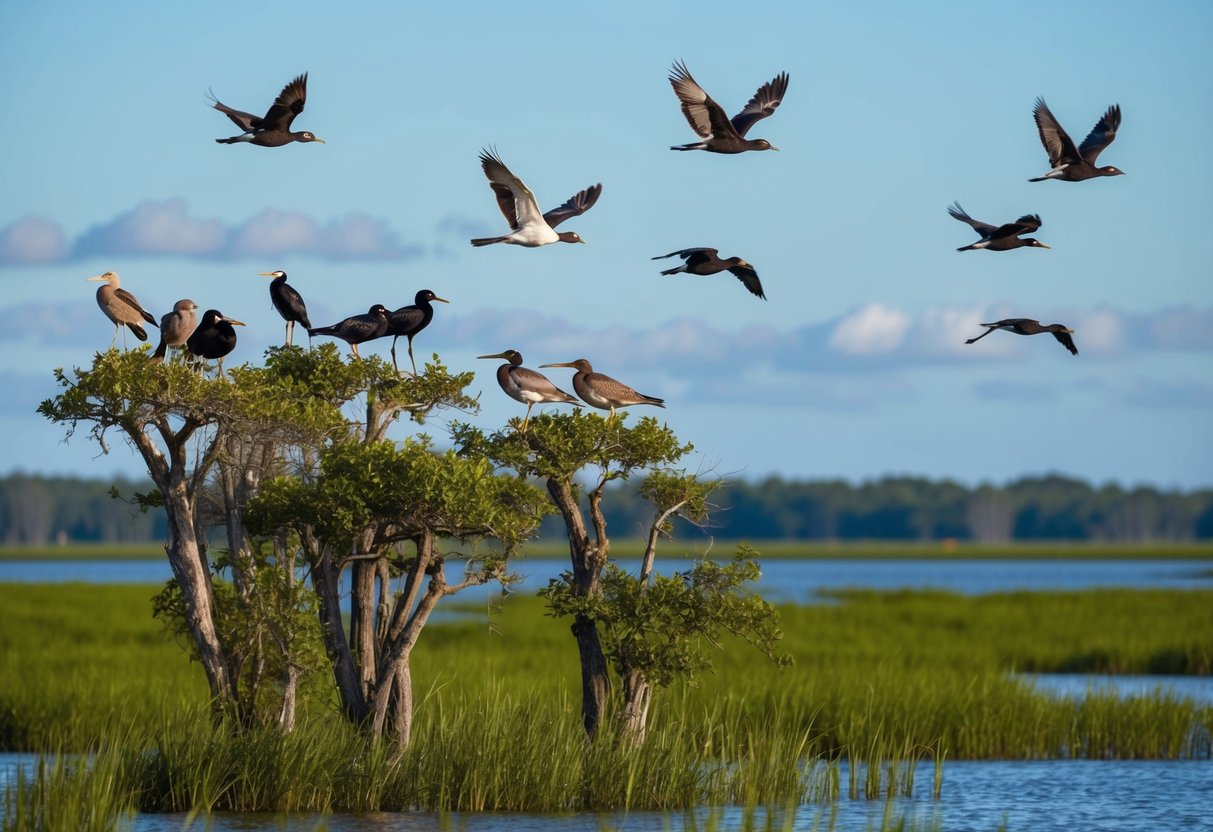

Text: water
xmin=2 ymin=755 xmax=1209 ymax=831
xmin=0 ymin=558 xmax=1209 ymax=601
xmin=1021 ymin=672 xmax=1213 ymax=706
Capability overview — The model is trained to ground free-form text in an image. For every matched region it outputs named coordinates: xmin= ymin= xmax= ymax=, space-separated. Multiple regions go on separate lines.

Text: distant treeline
xmin=2 ymin=472 xmax=1212 ymax=545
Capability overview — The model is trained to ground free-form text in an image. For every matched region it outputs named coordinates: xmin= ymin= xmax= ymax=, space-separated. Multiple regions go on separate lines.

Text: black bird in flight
xmin=1029 ymin=98 xmax=1122 ymax=182
xmin=947 ymin=203 xmax=1051 ymax=252
xmin=652 ymin=247 xmax=766 ymax=298
xmin=667 ymin=61 xmax=789 ymax=153
xmin=209 ymin=73 xmax=325 ymax=147
xmin=965 ymin=318 xmax=1078 ymax=356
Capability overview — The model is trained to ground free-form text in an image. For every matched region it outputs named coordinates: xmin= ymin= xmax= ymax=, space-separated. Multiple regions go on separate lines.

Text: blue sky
xmin=1 ymin=0 xmax=1211 ymax=488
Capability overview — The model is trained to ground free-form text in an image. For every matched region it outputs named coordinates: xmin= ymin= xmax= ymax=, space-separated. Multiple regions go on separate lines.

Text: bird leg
xmin=965 ymin=327 xmax=997 ymax=345
xmin=408 ymin=338 xmax=418 ymax=376
xmin=521 ymin=403 xmax=534 ymax=433
xmin=285 ymin=320 xmax=293 ymax=347
xmin=390 ymin=337 xmax=400 ymax=372
xmin=350 ymin=343 xmax=362 ymax=360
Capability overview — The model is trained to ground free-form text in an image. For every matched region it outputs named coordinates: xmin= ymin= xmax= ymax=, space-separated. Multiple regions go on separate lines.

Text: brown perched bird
xmin=667 ymin=60 xmax=789 ymax=153
xmin=308 ymin=304 xmax=390 ymax=359
xmin=151 ymin=299 xmax=199 ymax=363
xmin=1029 ymin=98 xmax=1123 ymax=182
xmin=387 ymin=289 xmax=449 ymax=375
xmin=947 ymin=203 xmax=1051 ymax=252
xmin=652 ymin=247 xmax=766 ymax=298
xmin=470 ymin=149 xmax=601 ymax=247
xmin=965 ymin=318 xmax=1078 ymax=356
xmin=539 ymin=358 xmax=665 ymax=418
xmin=478 ymin=350 xmax=579 ymax=431
xmin=86 ymin=271 xmax=157 ymax=348
xmin=208 ymin=73 xmax=325 ymax=147
xmin=187 ymin=309 xmax=246 ymax=375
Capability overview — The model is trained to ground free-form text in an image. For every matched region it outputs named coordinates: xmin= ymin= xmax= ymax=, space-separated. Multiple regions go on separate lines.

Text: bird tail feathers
xmin=470 ymin=236 xmax=508 ymax=247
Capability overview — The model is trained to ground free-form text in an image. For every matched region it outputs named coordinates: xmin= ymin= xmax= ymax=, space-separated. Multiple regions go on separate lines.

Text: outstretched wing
xmin=208 ymin=90 xmax=260 ymax=131
xmin=1078 ymin=104 xmax=1120 ymax=164
xmin=651 ymin=247 xmax=718 ymax=262
xmin=669 ymin=61 xmax=739 ymax=140
xmin=1052 ymin=330 xmax=1078 ymax=356
xmin=731 ymin=71 xmax=789 ymax=137
xmin=543 ymin=183 xmax=603 ymax=229
xmin=1033 ymin=98 xmax=1081 ymax=167
xmin=947 ymin=202 xmax=997 ymax=236
xmin=479 ymin=148 xmax=545 ymax=230
xmin=727 ymin=265 xmax=766 ymax=299
xmin=260 ymin=73 xmax=308 ymax=131
xmin=991 ymin=214 xmax=1043 ymax=238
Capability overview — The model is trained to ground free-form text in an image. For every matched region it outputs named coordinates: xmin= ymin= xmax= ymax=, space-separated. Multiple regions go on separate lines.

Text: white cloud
xmin=0 ymin=217 xmax=68 ymax=264
xmin=73 ymin=199 xmax=226 ymax=258
xmin=828 ymin=304 xmax=910 ymax=355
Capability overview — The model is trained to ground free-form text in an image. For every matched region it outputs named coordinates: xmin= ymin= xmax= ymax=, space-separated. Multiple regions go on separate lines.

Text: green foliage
xmin=453 ymin=411 xmax=692 ymax=485
xmin=248 ymin=437 xmax=550 ymax=559
xmin=543 ymin=547 xmax=792 ymax=688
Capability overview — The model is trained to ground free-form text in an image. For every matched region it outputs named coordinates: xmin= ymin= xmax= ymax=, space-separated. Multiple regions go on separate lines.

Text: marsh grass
xmin=2 ymin=583 xmax=1211 ymax=823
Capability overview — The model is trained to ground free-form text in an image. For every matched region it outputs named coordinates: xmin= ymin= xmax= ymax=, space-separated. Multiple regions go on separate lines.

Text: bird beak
xmin=771 ymin=146 xmax=780 ymax=152
xmin=477 ymin=352 xmax=510 ymax=360
xmin=313 ymin=138 xmax=327 ymax=144
xmin=85 ymin=274 xmax=107 ymax=282
xmin=227 ymin=319 xmax=247 ymax=327
xmin=1067 ymin=328 xmax=1076 ymax=334
xmin=1038 ymin=243 xmax=1052 ymax=249
xmin=539 ymin=361 xmax=577 ymax=369
xmin=258 ymin=272 xmax=277 ymax=277
xmin=434 ymin=296 xmax=450 ymax=304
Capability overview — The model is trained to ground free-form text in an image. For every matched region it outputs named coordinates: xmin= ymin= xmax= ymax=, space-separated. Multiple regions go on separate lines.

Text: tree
xmin=454 ymin=413 xmax=789 ymax=740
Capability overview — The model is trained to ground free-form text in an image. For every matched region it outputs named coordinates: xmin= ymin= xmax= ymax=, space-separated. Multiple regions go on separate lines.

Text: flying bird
xmin=1029 ymin=98 xmax=1123 ymax=182
xmin=947 ymin=203 xmax=1051 ymax=252
xmin=209 ymin=73 xmax=325 ymax=147
xmin=308 ymin=304 xmax=390 ymax=359
xmin=151 ymin=299 xmax=199 ymax=363
xmin=652 ymin=247 xmax=766 ymax=298
xmin=86 ymin=271 xmax=157 ymax=348
xmin=965 ymin=318 xmax=1078 ymax=356
xmin=667 ymin=61 xmax=788 ymax=153
xmin=539 ymin=358 xmax=665 ymax=419
xmin=470 ymin=149 xmax=601 ymax=247
xmin=259 ymin=270 xmax=311 ymax=346
xmin=187 ymin=309 xmax=245 ymax=375
xmin=387 ymin=289 xmax=449 ymax=374
xmin=478 ymin=350 xmax=579 ymax=431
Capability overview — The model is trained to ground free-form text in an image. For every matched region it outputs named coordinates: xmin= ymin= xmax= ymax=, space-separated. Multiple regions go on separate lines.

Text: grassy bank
xmin=3 ymin=539 xmax=1212 ymax=561
xmin=1 ymin=582 xmax=1211 ymax=818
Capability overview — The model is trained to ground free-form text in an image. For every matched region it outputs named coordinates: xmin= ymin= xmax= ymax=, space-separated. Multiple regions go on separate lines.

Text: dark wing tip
xmin=947 ymin=201 xmax=968 ymax=220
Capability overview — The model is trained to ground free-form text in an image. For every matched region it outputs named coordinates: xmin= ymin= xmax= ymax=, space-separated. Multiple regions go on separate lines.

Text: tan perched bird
xmin=86 ymin=271 xmax=157 ymax=348
xmin=151 ymin=299 xmax=199 ymax=363
xmin=539 ymin=358 xmax=665 ymax=419
xmin=478 ymin=350 xmax=578 ymax=431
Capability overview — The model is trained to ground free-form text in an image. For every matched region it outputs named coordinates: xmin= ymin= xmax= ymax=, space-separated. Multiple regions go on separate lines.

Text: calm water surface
xmin=1 ymin=558 xmax=1209 ymax=600
xmin=2 ymin=756 xmax=1209 ymax=831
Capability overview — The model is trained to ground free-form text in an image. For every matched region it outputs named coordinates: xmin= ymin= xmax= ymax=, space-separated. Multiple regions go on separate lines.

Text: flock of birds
xmin=87 ymin=67 xmax=1126 ymax=425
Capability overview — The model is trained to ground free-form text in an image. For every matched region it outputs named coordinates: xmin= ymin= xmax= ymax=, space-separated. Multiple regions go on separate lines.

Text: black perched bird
xmin=187 ymin=309 xmax=246 ymax=375
xmin=1029 ymin=98 xmax=1123 ymax=182
xmin=308 ymin=304 xmax=390 ymax=359
xmin=965 ymin=319 xmax=1078 ymax=356
xmin=652 ymin=247 xmax=766 ymax=298
xmin=208 ymin=73 xmax=325 ymax=147
xmin=947 ymin=203 xmax=1051 ymax=252
xmin=259 ymin=270 xmax=311 ymax=346
xmin=477 ymin=350 xmax=579 ymax=431
xmin=470 ymin=149 xmax=601 ymax=247
xmin=386 ymin=290 xmax=449 ymax=374
xmin=86 ymin=271 xmax=157 ymax=348
xmin=151 ymin=299 xmax=199 ymax=363
xmin=539 ymin=359 xmax=665 ymax=419
xmin=668 ymin=61 xmax=789 ymax=153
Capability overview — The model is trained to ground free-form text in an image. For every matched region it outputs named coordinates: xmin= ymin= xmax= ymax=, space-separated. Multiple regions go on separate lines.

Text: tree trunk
xmin=619 ymin=668 xmax=652 ymax=744
xmin=349 ymin=531 xmax=379 ymax=700
xmin=162 ymin=481 xmax=233 ymax=705
xmin=546 ymin=477 xmax=610 ymax=737
xmin=310 ymin=544 xmax=370 ymax=723
xmin=278 ymin=664 xmax=298 ymax=733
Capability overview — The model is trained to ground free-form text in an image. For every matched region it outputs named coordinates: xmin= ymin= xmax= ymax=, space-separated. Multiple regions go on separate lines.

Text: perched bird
xmin=86 ymin=271 xmax=157 ymax=348
xmin=208 ymin=73 xmax=325 ymax=147
xmin=652 ymin=247 xmax=766 ymax=298
xmin=947 ymin=203 xmax=1051 ymax=252
xmin=151 ymin=299 xmax=199 ymax=363
xmin=259 ymin=270 xmax=311 ymax=346
xmin=386 ymin=290 xmax=449 ymax=375
xmin=470 ymin=149 xmax=601 ymax=247
xmin=308 ymin=304 xmax=390 ymax=359
xmin=965 ymin=319 xmax=1078 ymax=356
xmin=187 ymin=309 xmax=246 ymax=375
xmin=1029 ymin=98 xmax=1123 ymax=182
xmin=667 ymin=61 xmax=788 ymax=153
xmin=478 ymin=350 xmax=579 ymax=431
xmin=539 ymin=359 xmax=665 ymax=418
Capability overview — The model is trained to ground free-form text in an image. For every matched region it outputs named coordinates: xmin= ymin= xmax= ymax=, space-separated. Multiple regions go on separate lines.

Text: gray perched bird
xmin=539 ymin=358 xmax=665 ymax=419
xmin=478 ymin=350 xmax=578 ymax=431
xmin=151 ymin=299 xmax=199 ymax=362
